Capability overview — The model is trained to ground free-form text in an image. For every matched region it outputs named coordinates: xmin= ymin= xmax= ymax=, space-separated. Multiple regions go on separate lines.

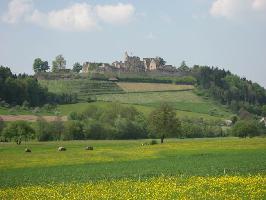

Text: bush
xmin=36 ymin=117 xmax=54 ymax=141
xmin=180 ymin=118 xmax=224 ymax=138
xmin=231 ymin=120 xmax=261 ymax=138
xmin=83 ymin=120 xmax=110 ymax=140
xmin=0 ymin=117 xmax=5 ymax=141
xmin=68 ymin=111 xmax=80 ymax=120
xmin=114 ymin=117 xmax=146 ymax=139
xmin=63 ymin=121 xmax=84 ymax=140
xmin=150 ymin=139 xmax=158 ymax=145
xmin=42 ymin=104 xmax=57 ymax=112
xmin=2 ymin=121 xmax=35 ymax=143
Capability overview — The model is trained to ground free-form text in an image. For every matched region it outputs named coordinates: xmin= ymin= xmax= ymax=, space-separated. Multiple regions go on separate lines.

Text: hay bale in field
xmin=25 ymin=148 xmax=31 ymax=153
xmin=58 ymin=147 xmax=66 ymax=151
xmin=85 ymin=146 xmax=93 ymax=150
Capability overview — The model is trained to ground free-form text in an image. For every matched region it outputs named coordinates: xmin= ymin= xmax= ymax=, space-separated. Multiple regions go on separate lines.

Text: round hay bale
xmin=85 ymin=146 xmax=93 ymax=150
xmin=25 ymin=148 xmax=31 ymax=153
xmin=58 ymin=146 xmax=66 ymax=151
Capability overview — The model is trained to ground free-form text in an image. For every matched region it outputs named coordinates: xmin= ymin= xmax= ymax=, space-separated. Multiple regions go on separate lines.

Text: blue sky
xmin=0 ymin=0 xmax=266 ymax=87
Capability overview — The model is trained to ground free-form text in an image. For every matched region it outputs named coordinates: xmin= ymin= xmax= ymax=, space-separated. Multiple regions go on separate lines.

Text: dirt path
xmin=0 ymin=115 xmax=68 ymax=122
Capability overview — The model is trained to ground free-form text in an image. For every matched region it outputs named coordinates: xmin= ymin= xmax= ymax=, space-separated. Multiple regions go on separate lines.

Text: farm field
xmin=117 ymin=82 xmax=194 ymax=92
xmin=39 ymin=79 xmax=124 ymax=102
xmin=0 ymin=138 xmax=265 ymax=199
xmin=0 ymin=102 xmax=226 ymax=121
xmin=96 ymin=90 xmax=231 ymax=118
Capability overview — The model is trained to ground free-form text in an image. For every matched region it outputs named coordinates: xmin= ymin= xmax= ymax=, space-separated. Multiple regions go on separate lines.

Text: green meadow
xmin=0 ymin=137 xmax=265 ymax=188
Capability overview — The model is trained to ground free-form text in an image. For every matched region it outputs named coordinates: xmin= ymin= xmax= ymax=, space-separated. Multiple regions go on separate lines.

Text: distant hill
xmin=1 ymin=65 xmax=265 ymax=119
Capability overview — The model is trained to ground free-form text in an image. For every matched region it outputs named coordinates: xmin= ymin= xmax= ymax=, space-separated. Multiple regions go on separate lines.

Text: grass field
xmin=0 ymin=102 xmax=226 ymax=121
xmin=117 ymin=82 xmax=194 ymax=92
xmin=96 ymin=91 xmax=231 ymax=118
xmin=0 ymin=138 xmax=265 ymax=199
xmin=57 ymin=102 xmax=226 ymax=120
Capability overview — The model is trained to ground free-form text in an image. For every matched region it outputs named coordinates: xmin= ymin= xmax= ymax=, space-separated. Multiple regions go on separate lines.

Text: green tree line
xmin=0 ymin=66 xmax=77 ymax=106
xmin=2 ymin=103 xmax=263 ymax=143
xmin=192 ymin=66 xmax=266 ymax=115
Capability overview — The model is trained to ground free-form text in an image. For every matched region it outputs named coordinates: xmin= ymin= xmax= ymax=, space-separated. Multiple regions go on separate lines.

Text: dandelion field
xmin=1 ymin=176 xmax=265 ymax=200
xmin=0 ymin=138 xmax=266 ymax=199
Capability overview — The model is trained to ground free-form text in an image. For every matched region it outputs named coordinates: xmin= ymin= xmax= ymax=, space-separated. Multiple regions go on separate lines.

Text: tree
xmin=2 ymin=121 xmax=35 ymax=144
xmin=33 ymin=58 xmax=43 ymax=73
xmin=155 ymin=57 xmax=166 ymax=66
xmin=0 ymin=117 xmax=4 ymax=138
xmin=262 ymin=105 xmax=266 ymax=116
xmin=63 ymin=120 xmax=84 ymax=140
xmin=72 ymin=62 xmax=83 ymax=73
xmin=33 ymin=58 xmax=50 ymax=73
xmin=148 ymin=103 xmax=181 ymax=143
xmin=36 ymin=117 xmax=53 ymax=141
xmin=178 ymin=61 xmax=190 ymax=72
xmin=114 ymin=116 xmax=146 ymax=139
xmin=41 ymin=61 xmax=50 ymax=72
xmin=52 ymin=55 xmax=66 ymax=72
xmin=231 ymin=120 xmax=260 ymax=138
xmin=51 ymin=116 xmax=64 ymax=140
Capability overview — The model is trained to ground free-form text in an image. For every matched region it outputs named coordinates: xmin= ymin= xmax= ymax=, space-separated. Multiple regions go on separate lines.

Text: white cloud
xmin=210 ymin=0 xmax=266 ymax=20
xmin=47 ymin=3 xmax=98 ymax=31
xmin=96 ymin=3 xmax=135 ymax=24
xmin=252 ymin=0 xmax=266 ymax=10
xmin=2 ymin=1 xmax=135 ymax=31
xmin=2 ymin=0 xmax=33 ymax=23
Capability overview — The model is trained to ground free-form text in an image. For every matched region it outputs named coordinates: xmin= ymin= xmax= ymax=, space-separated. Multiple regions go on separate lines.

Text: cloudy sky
xmin=0 ymin=0 xmax=266 ymax=86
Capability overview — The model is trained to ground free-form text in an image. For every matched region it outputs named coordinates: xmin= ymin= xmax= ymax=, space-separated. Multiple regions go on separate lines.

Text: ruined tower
xmin=124 ymin=51 xmax=129 ymax=62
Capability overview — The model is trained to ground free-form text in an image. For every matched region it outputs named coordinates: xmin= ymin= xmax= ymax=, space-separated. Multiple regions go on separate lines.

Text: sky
xmin=0 ymin=0 xmax=266 ymax=87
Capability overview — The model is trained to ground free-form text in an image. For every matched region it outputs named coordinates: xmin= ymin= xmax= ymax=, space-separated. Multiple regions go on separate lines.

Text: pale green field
xmin=57 ymin=102 xmax=225 ymax=120
xmin=96 ymin=91 xmax=231 ymax=118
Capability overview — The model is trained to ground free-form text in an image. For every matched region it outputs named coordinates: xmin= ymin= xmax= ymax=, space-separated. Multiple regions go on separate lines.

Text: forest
xmin=193 ymin=65 xmax=266 ymax=115
xmin=0 ymin=66 xmax=77 ymax=106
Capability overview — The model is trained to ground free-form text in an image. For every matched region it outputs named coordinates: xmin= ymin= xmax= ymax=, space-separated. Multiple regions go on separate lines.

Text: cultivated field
xmin=97 ymin=91 xmax=231 ymax=118
xmin=0 ymin=138 xmax=265 ymax=199
xmin=0 ymin=115 xmax=67 ymax=122
xmin=117 ymin=82 xmax=194 ymax=92
xmin=39 ymin=79 xmax=124 ymax=102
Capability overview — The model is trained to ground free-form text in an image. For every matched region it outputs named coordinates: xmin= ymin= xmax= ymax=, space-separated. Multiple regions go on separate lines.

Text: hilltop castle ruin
xmin=82 ymin=52 xmax=178 ymax=74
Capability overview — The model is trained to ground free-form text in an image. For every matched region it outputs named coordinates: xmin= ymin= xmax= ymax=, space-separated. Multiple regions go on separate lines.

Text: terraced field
xmin=39 ymin=79 xmax=124 ymax=102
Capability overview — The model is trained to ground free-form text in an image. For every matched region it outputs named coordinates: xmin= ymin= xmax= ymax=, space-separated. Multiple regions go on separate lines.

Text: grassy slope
xmin=0 ymin=138 xmax=265 ymax=187
xmin=0 ymin=80 xmax=232 ymax=120
xmin=58 ymin=102 xmax=224 ymax=120
xmin=96 ymin=91 xmax=231 ymax=118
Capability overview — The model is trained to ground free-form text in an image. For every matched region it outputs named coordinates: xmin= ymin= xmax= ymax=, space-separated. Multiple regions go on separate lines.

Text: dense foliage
xmin=2 ymin=121 xmax=35 ymax=144
xmin=33 ymin=58 xmax=50 ymax=73
xmin=194 ymin=65 xmax=266 ymax=115
xmin=1 ymin=103 xmax=242 ymax=142
xmin=0 ymin=66 xmax=77 ymax=106
xmin=231 ymin=120 xmax=265 ymax=138
xmin=72 ymin=62 xmax=83 ymax=73
xmin=148 ymin=103 xmax=181 ymax=143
